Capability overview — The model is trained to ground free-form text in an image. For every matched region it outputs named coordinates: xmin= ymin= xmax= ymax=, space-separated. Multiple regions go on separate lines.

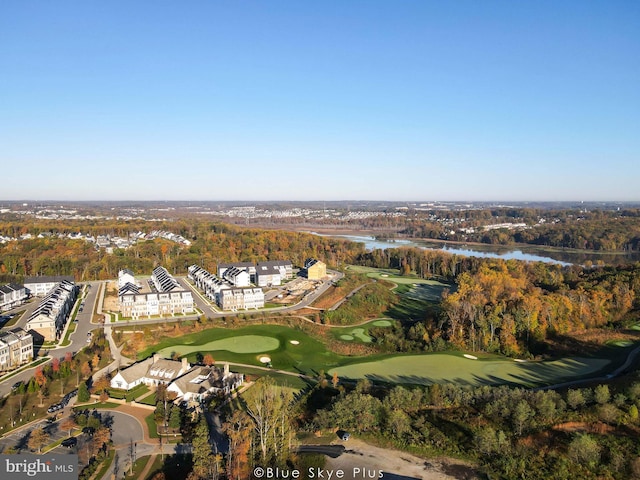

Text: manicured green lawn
xmin=140 ymin=325 xmax=346 ymax=376
xmin=231 ymin=366 xmax=311 ymax=391
xmin=139 ymin=322 xmax=628 ymax=389
xmin=157 ymin=335 xmax=280 ymax=357
xmin=330 ymin=319 xmax=394 ymax=344
xmin=329 ymin=353 xmax=611 ymax=387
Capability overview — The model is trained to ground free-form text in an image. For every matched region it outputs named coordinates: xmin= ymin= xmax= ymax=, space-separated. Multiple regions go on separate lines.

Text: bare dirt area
xmin=324 ymin=438 xmax=482 ymax=480
xmin=103 ymin=281 xmax=120 ymax=312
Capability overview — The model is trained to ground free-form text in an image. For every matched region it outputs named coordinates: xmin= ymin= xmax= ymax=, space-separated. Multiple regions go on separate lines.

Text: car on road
xmin=340 ymin=432 xmax=350 ymax=441
xmin=61 ymin=437 xmax=77 ymax=448
xmin=11 ymin=381 xmax=23 ymax=392
xmin=82 ymin=426 xmax=95 ymax=436
xmin=47 ymin=403 xmax=64 ymax=413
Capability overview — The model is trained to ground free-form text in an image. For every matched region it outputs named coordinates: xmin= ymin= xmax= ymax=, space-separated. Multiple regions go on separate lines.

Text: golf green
xmin=157 ymin=335 xmax=280 ymax=356
xmin=373 ymin=320 xmax=392 ymax=327
xmin=329 ymin=354 xmax=611 ymax=387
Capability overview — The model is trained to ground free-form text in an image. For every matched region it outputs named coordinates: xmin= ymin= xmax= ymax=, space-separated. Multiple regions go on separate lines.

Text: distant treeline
xmin=401 ymin=208 xmax=640 ymax=251
xmin=0 ymin=221 xmax=364 ymax=282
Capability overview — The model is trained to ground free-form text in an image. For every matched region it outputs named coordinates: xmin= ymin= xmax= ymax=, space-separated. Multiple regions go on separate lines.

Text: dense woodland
xmin=302 ymin=378 xmax=640 ymax=480
xmin=0 ymin=220 xmax=364 ymax=283
xmin=3 ymin=217 xmax=640 ymax=479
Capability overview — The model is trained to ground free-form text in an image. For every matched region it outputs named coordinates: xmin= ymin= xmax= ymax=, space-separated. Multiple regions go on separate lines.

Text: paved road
xmin=0 ymin=281 xmax=103 ymax=398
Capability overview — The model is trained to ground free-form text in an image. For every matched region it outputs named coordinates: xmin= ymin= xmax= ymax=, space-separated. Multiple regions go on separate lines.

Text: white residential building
xmin=188 ymin=265 xmax=231 ymax=302
xmin=25 ymin=280 xmax=77 ymax=341
xmin=118 ymin=269 xmax=137 ymax=289
xmin=167 ymin=363 xmax=243 ymax=402
xmin=0 ymin=283 xmax=28 ymax=311
xmin=219 ymin=287 xmax=264 ymax=311
xmin=222 ymin=267 xmax=251 ymax=287
xmin=24 ymin=276 xmax=75 ymax=297
xmin=217 ymin=262 xmax=256 ymax=281
xmin=0 ymin=328 xmax=33 ymax=371
xmin=119 ymin=291 xmax=194 ymax=319
xmin=152 ymin=266 xmax=181 ymax=292
xmin=110 ymin=355 xmax=190 ymax=390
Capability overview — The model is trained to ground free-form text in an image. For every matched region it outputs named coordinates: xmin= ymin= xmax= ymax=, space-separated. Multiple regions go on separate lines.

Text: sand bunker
xmin=259 ymin=356 xmax=271 ymax=363
xmin=463 ymin=354 xmax=478 ymax=360
xmin=290 ymin=340 xmax=300 ymax=345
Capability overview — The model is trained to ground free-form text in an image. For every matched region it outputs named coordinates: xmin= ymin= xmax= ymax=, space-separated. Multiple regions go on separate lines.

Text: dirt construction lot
xmin=324 ymin=438 xmax=481 ymax=480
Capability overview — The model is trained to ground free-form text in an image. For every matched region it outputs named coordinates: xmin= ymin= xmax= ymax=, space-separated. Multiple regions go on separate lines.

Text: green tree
xmin=512 ymin=400 xmax=533 ymax=436
xmin=191 ymin=417 xmax=214 ymax=479
xmin=594 ymin=384 xmax=610 ymax=405
xmin=566 ymin=389 xmax=586 ymax=410
xmin=567 ymin=434 xmax=601 ymax=467
xmin=168 ymin=405 xmax=181 ymax=430
xmin=78 ymin=382 xmax=90 ymax=402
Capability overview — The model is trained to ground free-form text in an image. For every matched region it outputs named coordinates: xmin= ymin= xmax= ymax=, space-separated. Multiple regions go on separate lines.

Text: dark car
xmin=61 ymin=437 xmax=77 ymax=448
xmin=340 ymin=432 xmax=350 ymax=441
xmin=11 ymin=381 xmax=23 ymax=392
xmin=82 ymin=426 xmax=95 ymax=436
xmin=47 ymin=404 xmax=63 ymax=413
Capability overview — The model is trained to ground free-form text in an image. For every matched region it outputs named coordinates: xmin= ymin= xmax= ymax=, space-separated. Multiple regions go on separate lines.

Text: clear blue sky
xmin=1 ymin=1 xmax=638 ymax=201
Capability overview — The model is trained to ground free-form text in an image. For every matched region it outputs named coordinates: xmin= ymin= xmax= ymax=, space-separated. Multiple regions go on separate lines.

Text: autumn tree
xmin=203 ymin=354 xmax=215 ymax=366
xmin=60 ymin=416 xmax=78 ymax=437
xmin=246 ymin=376 xmax=294 ymax=466
xmin=28 ymin=427 xmax=50 ymax=454
xmin=222 ymin=410 xmax=252 ymax=480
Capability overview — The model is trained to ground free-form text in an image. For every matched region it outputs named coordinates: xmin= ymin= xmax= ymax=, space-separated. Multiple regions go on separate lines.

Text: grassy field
xmin=139 ymin=324 xmax=345 ymax=376
xmin=328 ymin=353 xmax=612 ymax=387
xmin=157 ymin=335 xmax=281 ymax=356
xmin=139 ymin=322 xmax=633 ymax=388
xmin=331 ymin=319 xmax=395 ymax=343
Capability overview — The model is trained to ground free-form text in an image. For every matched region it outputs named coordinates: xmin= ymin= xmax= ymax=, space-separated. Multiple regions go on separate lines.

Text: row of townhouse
xmin=120 ymin=291 xmax=195 ymax=319
xmin=152 ymin=266 xmax=181 ymax=292
xmin=24 ymin=275 xmax=75 ymax=297
xmin=218 ymin=260 xmax=293 ymax=286
xmin=0 ymin=328 xmax=33 ymax=372
xmin=0 ymin=283 xmax=28 ymax=311
xmin=219 ymin=287 xmax=265 ymax=311
xmin=187 ymin=265 xmax=265 ymax=310
xmin=188 ymin=265 xmax=230 ymax=301
xmin=119 ymin=267 xmax=194 ymax=319
xmin=25 ymin=280 xmax=78 ymax=341
xmin=110 ymin=354 xmax=242 ymax=403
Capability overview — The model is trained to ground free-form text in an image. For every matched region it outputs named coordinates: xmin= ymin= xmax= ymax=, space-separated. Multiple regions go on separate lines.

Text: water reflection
xmin=320 ymin=234 xmax=640 ymax=266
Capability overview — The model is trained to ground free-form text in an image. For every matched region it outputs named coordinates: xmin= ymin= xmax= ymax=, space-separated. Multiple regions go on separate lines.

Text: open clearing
xmin=329 ymin=354 xmax=611 ymax=387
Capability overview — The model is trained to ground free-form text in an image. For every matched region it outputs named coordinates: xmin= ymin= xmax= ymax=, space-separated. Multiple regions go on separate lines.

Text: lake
xmin=317 ymin=234 xmax=640 ymax=266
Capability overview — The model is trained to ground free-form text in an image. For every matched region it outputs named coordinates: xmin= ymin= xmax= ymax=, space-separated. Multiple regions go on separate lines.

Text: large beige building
xmin=219 ymin=288 xmax=265 ymax=311
xmin=304 ymin=259 xmax=327 ymax=280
